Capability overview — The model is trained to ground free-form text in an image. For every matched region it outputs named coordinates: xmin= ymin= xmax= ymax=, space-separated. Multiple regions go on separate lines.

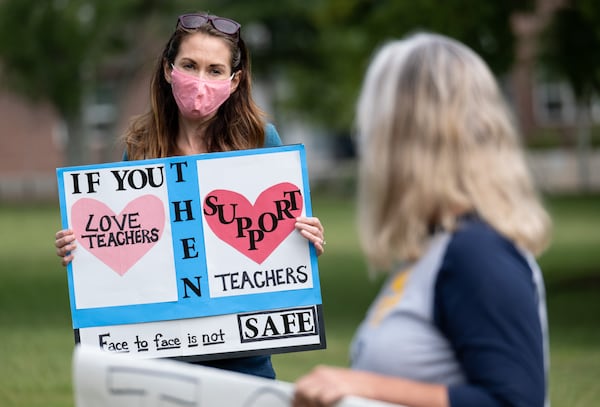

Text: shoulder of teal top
xmin=264 ymin=123 xmax=282 ymax=147
xmin=122 ymin=124 xmax=281 ymax=160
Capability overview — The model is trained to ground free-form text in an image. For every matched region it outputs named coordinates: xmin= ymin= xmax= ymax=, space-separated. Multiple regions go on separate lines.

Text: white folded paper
xmin=73 ymin=345 xmax=403 ymax=407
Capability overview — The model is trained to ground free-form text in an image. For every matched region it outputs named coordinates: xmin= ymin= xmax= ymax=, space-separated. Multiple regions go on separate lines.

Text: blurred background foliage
xmin=0 ymin=0 xmax=536 ymax=126
xmin=2 ymin=0 xmax=599 ymax=165
xmin=0 ymin=0 xmax=600 ymax=163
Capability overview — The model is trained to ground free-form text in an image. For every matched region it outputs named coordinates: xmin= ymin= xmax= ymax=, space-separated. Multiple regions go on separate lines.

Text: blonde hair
xmin=356 ymin=33 xmax=551 ymax=271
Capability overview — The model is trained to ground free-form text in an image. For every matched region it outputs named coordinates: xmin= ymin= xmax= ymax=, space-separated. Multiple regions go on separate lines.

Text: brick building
xmin=0 ymin=67 xmax=151 ymax=201
xmin=0 ymin=91 xmax=63 ymax=200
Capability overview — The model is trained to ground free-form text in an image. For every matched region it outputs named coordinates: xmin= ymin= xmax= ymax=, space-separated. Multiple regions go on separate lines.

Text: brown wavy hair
xmin=123 ymin=15 xmax=266 ymax=159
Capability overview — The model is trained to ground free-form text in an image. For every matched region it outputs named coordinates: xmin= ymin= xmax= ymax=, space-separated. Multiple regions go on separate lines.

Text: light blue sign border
xmin=57 ymin=145 xmax=322 ymax=329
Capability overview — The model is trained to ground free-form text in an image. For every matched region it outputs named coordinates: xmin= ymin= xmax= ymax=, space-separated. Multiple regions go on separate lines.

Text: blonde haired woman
xmin=294 ymin=33 xmax=551 ymax=407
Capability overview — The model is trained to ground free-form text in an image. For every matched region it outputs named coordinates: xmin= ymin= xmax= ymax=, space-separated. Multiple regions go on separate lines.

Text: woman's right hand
xmin=55 ymin=229 xmax=77 ymax=266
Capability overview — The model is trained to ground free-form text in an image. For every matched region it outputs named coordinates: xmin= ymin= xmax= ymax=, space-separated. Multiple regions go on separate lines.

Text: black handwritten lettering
xmin=181 ymin=276 xmax=202 ymax=298
xmin=172 ymin=200 xmax=195 ymax=222
xmin=180 ymin=238 xmax=199 ymax=259
xmin=98 ymin=333 xmax=130 ymax=353
xmin=240 ymin=308 xmax=317 ymax=341
xmin=214 ymin=265 xmax=308 ymax=292
xmin=170 ymin=161 xmax=188 ymax=183
xmin=201 ymin=329 xmax=225 ymax=345
xmin=80 ymin=227 xmax=160 ymax=249
xmin=71 ymin=171 xmax=101 ymax=194
xmin=153 ymin=333 xmax=181 ymax=350
xmin=111 ymin=166 xmax=165 ymax=191
xmin=203 ymin=187 xmax=303 ymax=251
xmin=134 ymin=335 xmax=149 ymax=352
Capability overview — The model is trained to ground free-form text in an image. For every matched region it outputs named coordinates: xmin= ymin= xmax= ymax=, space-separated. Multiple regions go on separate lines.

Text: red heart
xmin=71 ymin=196 xmax=165 ymax=276
xmin=203 ymin=182 xmax=303 ymax=264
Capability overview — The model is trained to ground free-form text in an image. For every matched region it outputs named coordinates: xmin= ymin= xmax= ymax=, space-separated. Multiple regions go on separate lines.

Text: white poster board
xmin=73 ymin=346 xmax=404 ymax=407
xmin=57 ymin=145 xmax=325 ymax=361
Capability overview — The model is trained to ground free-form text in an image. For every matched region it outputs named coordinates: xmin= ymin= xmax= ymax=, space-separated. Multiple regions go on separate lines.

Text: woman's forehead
xmin=177 ymin=32 xmax=231 ymax=64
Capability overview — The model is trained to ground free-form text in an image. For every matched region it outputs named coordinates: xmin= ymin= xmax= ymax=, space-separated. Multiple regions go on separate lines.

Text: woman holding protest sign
xmin=55 ymin=11 xmax=325 ymax=379
xmin=293 ymin=33 xmax=551 ymax=407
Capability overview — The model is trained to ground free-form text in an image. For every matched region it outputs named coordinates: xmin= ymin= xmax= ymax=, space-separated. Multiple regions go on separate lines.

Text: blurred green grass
xmin=0 ymin=193 xmax=598 ymax=406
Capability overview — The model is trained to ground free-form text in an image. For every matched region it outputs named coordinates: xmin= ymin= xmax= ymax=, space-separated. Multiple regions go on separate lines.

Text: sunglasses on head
xmin=177 ymin=13 xmax=241 ymax=37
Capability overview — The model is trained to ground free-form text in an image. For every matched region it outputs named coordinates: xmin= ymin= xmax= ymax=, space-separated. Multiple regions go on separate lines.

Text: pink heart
xmin=71 ymin=196 xmax=165 ymax=276
xmin=203 ymin=182 xmax=303 ymax=264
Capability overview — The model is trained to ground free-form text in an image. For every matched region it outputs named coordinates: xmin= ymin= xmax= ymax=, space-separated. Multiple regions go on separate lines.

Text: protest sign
xmin=57 ymin=145 xmax=325 ymax=361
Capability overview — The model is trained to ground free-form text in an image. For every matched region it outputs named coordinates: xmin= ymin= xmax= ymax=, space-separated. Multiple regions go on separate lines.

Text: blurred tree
xmin=0 ymin=0 xmax=175 ymax=165
xmin=539 ymin=0 xmax=600 ymax=190
xmin=192 ymin=0 xmax=534 ymax=132
xmin=0 ymin=0 xmax=538 ymax=161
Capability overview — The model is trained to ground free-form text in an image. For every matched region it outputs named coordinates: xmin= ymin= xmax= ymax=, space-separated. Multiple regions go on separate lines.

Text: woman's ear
xmin=230 ymin=70 xmax=242 ymax=93
xmin=163 ymin=60 xmax=173 ymax=84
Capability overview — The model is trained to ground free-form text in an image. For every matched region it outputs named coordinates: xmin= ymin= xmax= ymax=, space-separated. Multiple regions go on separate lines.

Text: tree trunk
xmin=64 ymin=111 xmax=88 ymax=166
xmin=575 ymin=101 xmax=591 ymax=191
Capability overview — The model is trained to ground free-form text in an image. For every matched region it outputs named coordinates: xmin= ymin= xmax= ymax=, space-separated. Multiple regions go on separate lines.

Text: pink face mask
xmin=170 ymin=66 xmax=233 ymax=119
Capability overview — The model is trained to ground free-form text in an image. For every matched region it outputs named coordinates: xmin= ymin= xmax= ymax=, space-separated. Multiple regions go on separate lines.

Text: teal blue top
xmin=123 ymin=123 xmax=282 ymax=379
xmin=122 ymin=123 xmax=281 ymax=161
xmin=264 ymin=122 xmax=282 ymax=147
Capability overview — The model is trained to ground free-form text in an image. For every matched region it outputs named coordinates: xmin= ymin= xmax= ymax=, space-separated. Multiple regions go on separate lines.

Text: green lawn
xmin=0 ymin=193 xmax=598 ymax=406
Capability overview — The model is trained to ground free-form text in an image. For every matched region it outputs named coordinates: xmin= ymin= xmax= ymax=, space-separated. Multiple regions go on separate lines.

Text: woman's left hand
xmin=293 ymin=366 xmax=367 ymax=407
xmin=295 ymin=216 xmax=326 ymax=256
